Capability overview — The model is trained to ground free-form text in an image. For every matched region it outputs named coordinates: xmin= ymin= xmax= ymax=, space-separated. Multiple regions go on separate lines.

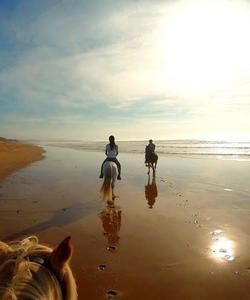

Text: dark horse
xmin=145 ymin=148 xmax=158 ymax=175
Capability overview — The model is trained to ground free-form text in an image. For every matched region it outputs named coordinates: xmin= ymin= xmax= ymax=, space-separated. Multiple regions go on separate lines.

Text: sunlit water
xmin=210 ymin=230 xmax=235 ymax=262
xmin=34 ymin=140 xmax=250 ymax=161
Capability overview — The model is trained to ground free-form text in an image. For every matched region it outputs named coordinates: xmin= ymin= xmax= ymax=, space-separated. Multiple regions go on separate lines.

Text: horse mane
xmin=0 ymin=236 xmax=77 ymax=300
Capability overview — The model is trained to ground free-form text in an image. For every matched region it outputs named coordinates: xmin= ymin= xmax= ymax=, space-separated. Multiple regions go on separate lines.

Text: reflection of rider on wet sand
xmin=145 ymin=175 xmax=158 ymax=209
xmin=99 ymin=205 xmax=122 ymax=246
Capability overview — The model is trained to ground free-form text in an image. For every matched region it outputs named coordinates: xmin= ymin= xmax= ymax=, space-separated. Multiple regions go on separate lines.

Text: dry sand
xmin=0 ymin=140 xmax=44 ymax=179
xmin=0 ymin=145 xmax=250 ymax=300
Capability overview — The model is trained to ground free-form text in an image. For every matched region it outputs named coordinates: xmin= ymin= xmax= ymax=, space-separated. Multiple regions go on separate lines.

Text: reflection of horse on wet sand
xmin=145 ymin=174 xmax=158 ymax=209
xmin=0 ymin=236 xmax=77 ymax=300
xmin=100 ymin=161 xmax=121 ymax=250
xmin=100 ymin=161 xmax=118 ymax=203
xmin=99 ymin=204 xmax=122 ymax=247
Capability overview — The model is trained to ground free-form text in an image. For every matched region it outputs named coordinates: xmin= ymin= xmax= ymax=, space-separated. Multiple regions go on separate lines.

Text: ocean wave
xmin=43 ymin=140 xmax=250 ymax=159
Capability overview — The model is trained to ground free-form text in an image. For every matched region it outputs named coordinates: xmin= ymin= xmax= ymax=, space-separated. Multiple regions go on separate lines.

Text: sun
xmin=159 ymin=0 xmax=250 ymax=95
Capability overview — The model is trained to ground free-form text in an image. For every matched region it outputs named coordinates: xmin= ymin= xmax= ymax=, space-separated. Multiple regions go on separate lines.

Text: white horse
xmin=100 ymin=161 xmax=118 ymax=203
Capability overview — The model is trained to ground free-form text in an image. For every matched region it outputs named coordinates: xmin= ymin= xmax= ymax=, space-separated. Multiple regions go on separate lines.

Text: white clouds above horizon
xmin=0 ymin=0 xmax=250 ymax=140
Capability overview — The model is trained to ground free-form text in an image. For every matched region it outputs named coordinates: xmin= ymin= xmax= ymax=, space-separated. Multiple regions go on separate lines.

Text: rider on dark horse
xmin=145 ymin=139 xmax=157 ymax=166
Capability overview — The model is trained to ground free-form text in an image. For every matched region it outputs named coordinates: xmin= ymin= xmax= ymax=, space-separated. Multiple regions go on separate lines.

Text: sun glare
xmin=160 ymin=0 xmax=250 ymax=95
xmin=211 ymin=237 xmax=235 ymax=262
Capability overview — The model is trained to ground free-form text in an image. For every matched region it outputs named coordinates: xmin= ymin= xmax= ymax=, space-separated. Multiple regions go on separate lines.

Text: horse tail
xmin=100 ymin=165 xmax=112 ymax=201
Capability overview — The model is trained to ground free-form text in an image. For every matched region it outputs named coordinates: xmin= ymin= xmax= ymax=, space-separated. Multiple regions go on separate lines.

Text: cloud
xmin=0 ymin=0 xmax=175 ymax=110
xmin=0 ymin=0 xmax=250 ymax=140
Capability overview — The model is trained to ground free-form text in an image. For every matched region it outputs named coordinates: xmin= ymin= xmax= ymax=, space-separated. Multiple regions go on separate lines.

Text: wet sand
xmin=0 ymin=140 xmax=44 ymax=179
xmin=0 ymin=145 xmax=250 ymax=299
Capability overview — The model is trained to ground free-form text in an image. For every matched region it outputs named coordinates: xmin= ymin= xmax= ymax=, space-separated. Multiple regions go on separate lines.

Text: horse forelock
xmin=0 ymin=262 xmax=63 ymax=300
xmin=0 ymin=237 xmax=56 ymax=299
xmin=0 ymin=237 xmax=76 ymax=300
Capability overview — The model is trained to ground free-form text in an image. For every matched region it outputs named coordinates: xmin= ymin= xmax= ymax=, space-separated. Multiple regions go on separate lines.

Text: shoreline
xmin=42 ymin=142 xmax=250 ymax=162
xmin=0 ymin=140 xmax=45 ymax=180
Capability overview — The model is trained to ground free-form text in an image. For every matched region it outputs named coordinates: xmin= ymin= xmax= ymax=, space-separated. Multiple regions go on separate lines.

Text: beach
xmin=0 ymin=144 xmax=250 ymax=299
xmin=0 ymin=140 xmax=44 ymax=179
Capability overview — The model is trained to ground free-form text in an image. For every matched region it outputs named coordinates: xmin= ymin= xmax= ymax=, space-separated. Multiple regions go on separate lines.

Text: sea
xmin=39 ymin=140 xmax=250 ymax=161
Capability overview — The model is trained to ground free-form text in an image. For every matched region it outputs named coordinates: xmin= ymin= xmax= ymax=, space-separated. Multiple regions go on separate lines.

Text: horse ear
xmin=49 ymin=236 xmax=72 ymax=272
xmin=0 ymin=241 xmax=12 ymax=252
xmin=0 ymin=242 xmax=13 ymax=265
xmin=0 ymin=260 xmax=16 ymax=282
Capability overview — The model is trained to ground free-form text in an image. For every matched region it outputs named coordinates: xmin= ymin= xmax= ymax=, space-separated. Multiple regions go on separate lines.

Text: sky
xmin=0 ymin=0 xmax=250 ymax=141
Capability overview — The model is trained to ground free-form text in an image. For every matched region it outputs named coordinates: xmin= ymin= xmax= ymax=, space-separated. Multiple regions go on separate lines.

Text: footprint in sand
xmin=107 ymin=245 xmax=117 ymax=252
xmin=210 ymin=229 xmax=223 ymax=237
xmin=98 ymin=264 xmax=107 ymax=271
xmin=107 ymin=290 xmax=118 ymax=299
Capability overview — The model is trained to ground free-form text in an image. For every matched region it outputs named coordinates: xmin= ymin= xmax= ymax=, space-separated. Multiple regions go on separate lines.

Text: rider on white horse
xmin=100 ymin=135 xmax=121 ymax=180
